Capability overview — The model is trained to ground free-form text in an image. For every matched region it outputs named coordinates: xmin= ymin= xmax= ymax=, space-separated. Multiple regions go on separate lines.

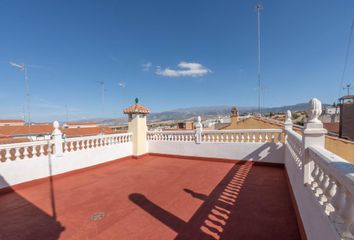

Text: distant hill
xmin=86 ymin=102 xmax=330 ymax=125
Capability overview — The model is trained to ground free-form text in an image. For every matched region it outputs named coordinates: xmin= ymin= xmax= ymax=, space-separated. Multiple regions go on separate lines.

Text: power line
xmin=338 ymin=20 xmax=354 ymax=99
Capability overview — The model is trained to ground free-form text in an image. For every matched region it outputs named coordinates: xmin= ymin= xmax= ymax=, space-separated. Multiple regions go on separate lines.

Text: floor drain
xmin=91 ymin=212 xmax=105 ymax=221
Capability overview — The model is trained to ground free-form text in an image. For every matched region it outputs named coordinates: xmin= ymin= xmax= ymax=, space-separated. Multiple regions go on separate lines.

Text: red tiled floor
xmin=0 ymin=155 xmax=301 ymax=240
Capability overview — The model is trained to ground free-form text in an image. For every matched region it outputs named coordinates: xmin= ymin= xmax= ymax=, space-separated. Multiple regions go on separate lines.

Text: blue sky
xmin=1 ymin=0 xmax=354 ymax=122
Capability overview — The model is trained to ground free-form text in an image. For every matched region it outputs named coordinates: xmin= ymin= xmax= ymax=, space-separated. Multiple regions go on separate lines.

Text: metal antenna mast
xmin=65 ymin=104 xmax=69 ymax=123
xmin=10 ymin=62 xmax=31 ymax=129
xmin=256 ymin=3 xmax=263 ymax=114
xmin=343 ymin=83 xmax=352 ymax=96
xmin=98 ymin=81 xmax=105 ymax=118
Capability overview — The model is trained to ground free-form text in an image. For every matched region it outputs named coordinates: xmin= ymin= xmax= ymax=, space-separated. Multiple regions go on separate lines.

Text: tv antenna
xmin=97 ymin=81 xmax=106 ymax=118
xmin=343 ymin=83 xmax=352 ymax=96
xmin=255 ymin=3 xmax=263 ymax=114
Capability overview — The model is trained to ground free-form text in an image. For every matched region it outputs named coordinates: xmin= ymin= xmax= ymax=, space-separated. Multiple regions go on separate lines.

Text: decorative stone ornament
xmin=284 ymin=110 xmax=293 ymax=130
xmin=52 ymin=121 xmax=63 ymax=157
xmin=195 ymin=116 xmax=203 ymax=144
xmin=285 ymin=110 xmax=292 ymax=124
xmin=306 ymin=98 xmax=322 ymax=124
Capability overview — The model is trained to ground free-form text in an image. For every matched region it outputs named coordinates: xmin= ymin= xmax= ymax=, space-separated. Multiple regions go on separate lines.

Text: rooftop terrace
xmin=0 ymin=155 xmax=299 ymax=240
xmin=0 ymin=98 xmax=353 ymax=240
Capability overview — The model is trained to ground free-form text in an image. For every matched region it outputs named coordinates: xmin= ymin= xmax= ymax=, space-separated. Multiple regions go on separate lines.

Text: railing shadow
xmin=0 ymin=175 xmax=64 ymax=240
xmin=241 ymin=141 xmax=283 ymax=163
xmin=129 ymin=160 xmax=300 ymax=240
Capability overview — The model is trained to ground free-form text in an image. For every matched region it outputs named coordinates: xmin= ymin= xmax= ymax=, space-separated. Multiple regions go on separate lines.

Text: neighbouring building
xmin=64 ymin=121 xmax=98 ymax=128
xmin=177 ymin=121 xmax=194 ymax=130
xmin=339 ymin=95 xmax=354 ymax=140
xmin=0 ymin=119 xmax=25 ymax=127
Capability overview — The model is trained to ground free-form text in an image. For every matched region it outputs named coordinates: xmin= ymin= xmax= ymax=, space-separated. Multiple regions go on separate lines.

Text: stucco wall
xmin=148 ymin=141 xmax=284 ymax=164
xmin=0 ymin=142 xmax=133 ymax=189
xmin=285 ymin=145 xmax=339 ymax=240
xmin=225 ymin=117 xmax=354 ymax=164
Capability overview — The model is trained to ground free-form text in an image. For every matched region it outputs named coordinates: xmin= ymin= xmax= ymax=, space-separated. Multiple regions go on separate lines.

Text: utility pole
xmin=343 ymin=83 xmax=352 ymax=96
xmin=65 ymin=104 xmax=69 ymax=123
xmin=98 ymin=81 xmax=105 ymax=134
xmin=256 ymin=3 xmax=263 ymax=115
xmin=98 ymin=81 xmax=105 ymax=118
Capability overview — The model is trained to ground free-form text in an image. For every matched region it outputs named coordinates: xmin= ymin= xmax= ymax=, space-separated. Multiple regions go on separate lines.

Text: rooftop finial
xmin=135 ymin=98 xmax=139 ymax=104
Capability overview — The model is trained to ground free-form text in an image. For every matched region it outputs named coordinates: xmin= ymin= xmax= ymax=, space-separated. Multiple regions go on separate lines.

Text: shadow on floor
xmin=0 ymin=175 xmax=64 ymax=240
xmin=129 ymin=161 xmax=300 ymax=240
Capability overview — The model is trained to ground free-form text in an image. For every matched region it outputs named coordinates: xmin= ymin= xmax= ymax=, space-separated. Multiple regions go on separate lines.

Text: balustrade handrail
xmin=148 ymin=129 xmax=283 ymax=135
xmin=64 ymin=132 xmax=132 ymax=142
xmin=286 ymin=129 xmax=302 ymax=143
xmin=308 ymin=146 xmax=354 ymax=196
xmin=203 ymin=129 xmax=283 ymax=134
xmin=0 ymin=139 xmax=52 ymax=150
xmin=147 ymin=131 xmax=194 ymax=134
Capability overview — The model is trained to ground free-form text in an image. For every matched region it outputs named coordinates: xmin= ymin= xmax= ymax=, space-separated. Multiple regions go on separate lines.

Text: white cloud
xmin=156 ymin=61 xmax=211 ymax=77
xmin=142 ymin=62 xmax=152 ymax=71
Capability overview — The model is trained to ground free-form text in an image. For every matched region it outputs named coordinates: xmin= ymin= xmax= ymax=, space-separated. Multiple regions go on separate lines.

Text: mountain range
xmin=96 ymin=102 xmax=330 ymax=125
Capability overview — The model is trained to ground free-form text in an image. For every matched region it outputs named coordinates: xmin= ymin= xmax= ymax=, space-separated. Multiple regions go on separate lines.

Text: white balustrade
xmin=63 ymin=133 xmax=132 ymax=153
xmin=0 ymin=140 xmax=51 ymax=162
xmin=147 ymin=131 xmax=195 ymax=142
xmin=0 ymin=133 xmax=132 ymax=162
xmin=308 ymin=146 xmax=354 ymax=239
xmin=286 ymin=129 xmax=303 ymax=170
xmin=147 ymin=129 xmax=284 ymax=144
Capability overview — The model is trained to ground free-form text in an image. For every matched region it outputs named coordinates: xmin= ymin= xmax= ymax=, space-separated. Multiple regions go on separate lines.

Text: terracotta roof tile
xmin=0 ymin=119 xmax=24 ymax=123
xmin=123 ymin=104 xmax=150 ymax=114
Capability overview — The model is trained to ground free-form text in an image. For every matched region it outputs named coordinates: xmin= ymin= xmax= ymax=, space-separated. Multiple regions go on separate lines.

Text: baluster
xmin=230 ymin=133 xmax=234 ymax=142
xmin=220 ymin=133 xmax=224 ymax=142
xmin=324 ymin=177 xmax=337 ymax=215
xmin=235 ymin=133 xmax=239 ymax=142
xmin=338 ymin=192 xmax=354 ymax=238
xmin=225 ymin=133 xmax=229 ymax=142
xmin=259 ymin=132 xmax=263 ymax=142
xmin=23 ymin=147 xmax=29 ymax=159
xmin=331 ymin=182 xmax=346 ymax=222
xmin=39 ymin=144 xmax=45 ymax=155
xmin=319 ymin=172 xmax=330 ymax=205
xmin=246 ymin=132 xmax=250 ymax=142
xmin=64 ymin=142 xmax=69 ymax=152
xmin=264 ymin=133 xmax=269 ymax=142
xmin=271 ymin=133 xmax=275 ymax=142
xmin=210 ymin=134 xmax=214 ymax=142
xmin=216 ymin=134 xmax=219 ymax=142
xmin=252 ymin=132 xmax=256 ymax=143
xmin=5 ymin=148 xmax=11 ymax=161
xmin=14 ymin=147 xmax=21 ymax=160
xmin=278 ymin=132 xmax=282 ymax=143
xmin=241 ymin=133 xmax=245 ymax=143
xmin=315 ymin=168 xmax=325 ymax=197
xmin=310 ymin=163 xmax=320 ymax=191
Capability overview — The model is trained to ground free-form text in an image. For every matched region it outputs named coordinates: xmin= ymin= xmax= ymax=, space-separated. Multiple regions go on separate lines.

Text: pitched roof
xmin=323 ymin=122 xmax=340 ymax=134
xmin=66 ymin=122 xmax=97 ymax=125
xmin=123 ymin=104 xmax=150 ymax=114
xmin=0 ymin=119 xmax=24 ymax=123
xmin=0 ymin=124 xmax=116 ymax=138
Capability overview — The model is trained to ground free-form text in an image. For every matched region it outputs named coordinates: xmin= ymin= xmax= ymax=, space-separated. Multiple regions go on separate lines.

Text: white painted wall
xmin=0 ymin=142 xmax=132 ymax=189
xmin=148 ymin=140 xmax=284 ymax=164
xmin=285 ymin=144 xmax=340 ymax=240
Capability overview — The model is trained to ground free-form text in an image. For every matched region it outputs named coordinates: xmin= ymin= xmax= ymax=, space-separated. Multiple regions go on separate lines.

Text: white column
xmin=284 ymin=110 xmax=293 ymax=131
xmin=52 ymin=121 xmax=63 ymax=157
xmin=195 ymin=116 xmax=203 ymax=144
xmin=302 ymin=98 xmax=327 ymax=185
xmin=128 ymin=113 xmax=148 ymax=157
